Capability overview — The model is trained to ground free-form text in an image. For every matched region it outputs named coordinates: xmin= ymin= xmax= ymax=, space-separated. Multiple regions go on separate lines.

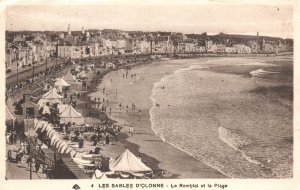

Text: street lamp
xmin=32 ymin=52 xmax=35 ymax=83
xmin=15 ymin=48 xmax=19 ymax=84
xmin=45 ymin=56 xmax=48 ymax=77
xmin=56 ymin=39 xmax=59 ymax=67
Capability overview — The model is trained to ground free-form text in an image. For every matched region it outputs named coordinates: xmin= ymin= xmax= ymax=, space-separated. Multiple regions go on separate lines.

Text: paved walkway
xmin=6 ymin=144 xmax=47 ymax=180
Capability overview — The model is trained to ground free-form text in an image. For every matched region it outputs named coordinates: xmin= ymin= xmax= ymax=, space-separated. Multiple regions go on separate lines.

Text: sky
xmin=5 ymin=1 xmax=294 ymax=38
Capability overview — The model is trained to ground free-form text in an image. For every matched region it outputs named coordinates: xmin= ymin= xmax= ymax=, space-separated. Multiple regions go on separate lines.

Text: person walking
xmin=129 ymin=125 xmax=134 ymax=137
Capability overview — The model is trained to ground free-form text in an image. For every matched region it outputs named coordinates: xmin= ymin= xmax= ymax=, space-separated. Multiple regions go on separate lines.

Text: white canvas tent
xmin=6 ymin=105 xmax=16 ymax=122
xmin=39 ymin=88 xmax=63 ymax=105
xmin=109 ymin=149 xmax=152 ymax=173
xmin=63 ymin=69 xmax=81 ymax=85
xmin=55 ymin=78 xmax=70 ymax=93
xmin=57 ymin=104 xmax=69 ymax=113
xmin=41 ymin=104 xmax=51 ymax=115
xmin=59 ymin=105 xmax=84 ymax=124
xmin=33 ymin=119 xmax=77 ymax=157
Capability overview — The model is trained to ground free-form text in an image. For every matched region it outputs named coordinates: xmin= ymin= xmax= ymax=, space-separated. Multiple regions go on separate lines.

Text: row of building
xmin=5 ymin=25 xmax=293 ymax=70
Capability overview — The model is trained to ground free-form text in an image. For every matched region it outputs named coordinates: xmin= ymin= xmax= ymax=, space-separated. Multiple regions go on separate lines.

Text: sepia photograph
xmin=2 ymin=0 xmax=295 ymax=182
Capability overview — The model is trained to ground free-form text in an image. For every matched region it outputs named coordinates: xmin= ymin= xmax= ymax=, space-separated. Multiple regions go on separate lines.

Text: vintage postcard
xmin=0 ymin=0 xmax=299 ymax=189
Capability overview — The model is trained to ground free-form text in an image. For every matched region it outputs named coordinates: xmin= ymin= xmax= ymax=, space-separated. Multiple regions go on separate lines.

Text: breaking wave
xmin=250 ymin=69 xmax=279 ymax=76
xmin=218 ymin=126 xmax=263 ymax=166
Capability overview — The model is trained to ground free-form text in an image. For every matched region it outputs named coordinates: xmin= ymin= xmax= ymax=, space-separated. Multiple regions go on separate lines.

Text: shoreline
xmin=88 ymin=58 xmax=227 ymax=178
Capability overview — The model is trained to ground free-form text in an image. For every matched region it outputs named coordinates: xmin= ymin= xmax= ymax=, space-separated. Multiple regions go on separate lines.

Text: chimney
xmin=23 ymin=94 xmax=32 ymax=102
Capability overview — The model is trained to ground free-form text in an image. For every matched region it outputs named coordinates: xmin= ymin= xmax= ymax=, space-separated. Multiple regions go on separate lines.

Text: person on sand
xmin=126 ymin=105 xmax=129 ymax=112
xmin=105 ymin=134 xmax=110 ymax=144
xmin=119 ymin=103 xmax=122 ymax=108
xmin=139 ymin=109 xmax=142 ymax=116
xmin=103 ymin=87 xmax=105 ymax=94
xmin=129 ymin=125 xmax=134 ymax=136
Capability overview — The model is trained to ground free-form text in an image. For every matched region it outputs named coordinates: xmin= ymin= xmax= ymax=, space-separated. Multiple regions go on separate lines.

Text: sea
xmin=93 ymin=56 xmax=293 ymax=178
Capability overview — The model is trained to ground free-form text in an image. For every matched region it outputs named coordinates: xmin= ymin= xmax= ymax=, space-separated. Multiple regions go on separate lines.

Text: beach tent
xmin=59 ymin=105 xmax=84 ymax=124
xmin=6 ymin=105 xmax=16 ymax=122
xmin=57 ymin=104 xmax=69 ymax=113
xmin=6 ymin=105 xmax=16 ymax=130
xmin=41 ymin=104 xmax=51 ymax=115
xmin=63 ymin=69 xmax=81 ymax=85
xmin=55 ymin=78 xmax=70 ymax=93
xmin=55 ymin=78 xmax=70 ymax=87
xmin=39 ymin=88 xmax=63 ymax=105
xmin=33 ymin=119 xmax=77 ymax=155
xmin=109 ymin=149 xmax=152 ymax=173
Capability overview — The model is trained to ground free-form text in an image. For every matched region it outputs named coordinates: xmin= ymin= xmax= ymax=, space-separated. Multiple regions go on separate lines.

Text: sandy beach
xmin=86 ymin=55 xmax=292 ymax=178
